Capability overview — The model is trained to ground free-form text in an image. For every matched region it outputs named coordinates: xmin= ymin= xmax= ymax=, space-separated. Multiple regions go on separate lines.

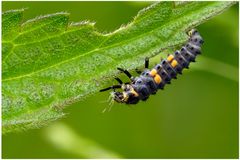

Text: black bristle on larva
xmin=100 ymin=29 xmax=204 ymax=105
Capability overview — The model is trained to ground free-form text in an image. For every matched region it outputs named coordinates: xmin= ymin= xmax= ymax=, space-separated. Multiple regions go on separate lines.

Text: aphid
xmin=100 ymin=29 xmax=204 ymax=105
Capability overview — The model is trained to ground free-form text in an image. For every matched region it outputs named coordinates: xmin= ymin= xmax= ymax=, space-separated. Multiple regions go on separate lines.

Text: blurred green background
xmin=2 ymin=1 xmax=239 ymax=159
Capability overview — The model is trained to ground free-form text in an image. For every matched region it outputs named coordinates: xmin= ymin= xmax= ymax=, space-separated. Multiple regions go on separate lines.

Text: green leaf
xmin=2 ymin=2 xmax=235 ymax=133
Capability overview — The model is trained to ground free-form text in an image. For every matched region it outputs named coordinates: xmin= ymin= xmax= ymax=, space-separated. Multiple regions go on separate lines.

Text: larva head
xmin=111 ymin=84 xmax=140 ymax=104
xmin=110 ymin=91 xmax=124 ymax=103
xmin=110 ymin=84 xmax=131 ymax=103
